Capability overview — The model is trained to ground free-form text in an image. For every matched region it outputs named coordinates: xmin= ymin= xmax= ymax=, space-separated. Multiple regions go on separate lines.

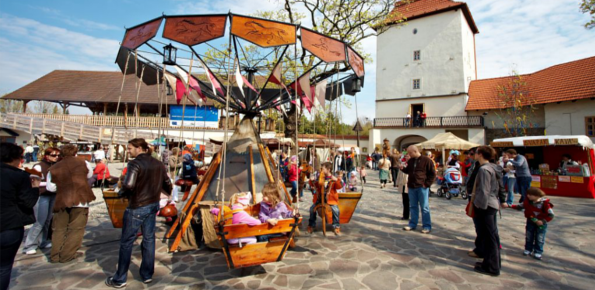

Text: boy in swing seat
xmin=307 ymin=162 xmax=343 ymax=236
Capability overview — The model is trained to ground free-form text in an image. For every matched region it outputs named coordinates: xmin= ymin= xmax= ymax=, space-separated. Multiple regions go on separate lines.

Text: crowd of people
xmin=0 ymin=137 xmax=559 ymax=288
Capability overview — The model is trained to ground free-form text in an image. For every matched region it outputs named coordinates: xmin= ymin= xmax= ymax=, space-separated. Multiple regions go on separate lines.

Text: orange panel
xmin=163 ymin=15 xmax=227 ymax=46
xmin=338 ymin=192 xmax=362 ymax=224
xmin=103 ymin=190 xmax=129 ymax=228
xmin=122 ymin=17 xmax=163 ymax=50
xmin=347 ymin=47 xmax=365 ymax=78
xmin=231 ymin=15 xmax=296 ymax=47
xmin=300 ymin=28 xmax=345 ymax=63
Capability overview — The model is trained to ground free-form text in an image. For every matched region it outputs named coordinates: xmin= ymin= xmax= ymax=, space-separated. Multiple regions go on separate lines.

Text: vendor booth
xmin=416 ymin=132 xmax=480 ymax=165
xmin=491 ymin=135 xmax=595 ymax=199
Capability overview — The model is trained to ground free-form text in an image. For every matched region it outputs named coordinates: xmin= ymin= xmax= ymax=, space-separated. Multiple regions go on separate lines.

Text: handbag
xmin=465 ymin=185 xmax=476 ymax=218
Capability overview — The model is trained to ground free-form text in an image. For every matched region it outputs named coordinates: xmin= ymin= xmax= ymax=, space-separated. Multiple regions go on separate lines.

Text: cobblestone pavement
xmin=10 ymin=163 xmax=595 ymax=289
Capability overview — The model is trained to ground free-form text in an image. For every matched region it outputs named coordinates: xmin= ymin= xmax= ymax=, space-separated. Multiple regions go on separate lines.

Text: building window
xmin=413 ymin=50 xmax=421 ymax=61
xmin=587 ymin=116 xmax=595 ymax=137
xmin=413 ymin=79 xmax=421 ymax=90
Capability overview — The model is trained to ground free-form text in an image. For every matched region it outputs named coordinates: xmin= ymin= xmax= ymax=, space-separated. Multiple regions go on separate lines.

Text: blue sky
xmin=1 ymin=0 xmax=593 ymax=123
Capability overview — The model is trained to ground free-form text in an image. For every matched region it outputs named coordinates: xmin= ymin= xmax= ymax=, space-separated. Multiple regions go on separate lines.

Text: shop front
xmin=491 ymin=135 xmax=595 ymax=199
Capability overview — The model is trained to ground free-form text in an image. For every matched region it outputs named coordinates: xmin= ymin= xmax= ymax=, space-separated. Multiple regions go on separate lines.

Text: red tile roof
xmin=385 ymin=0 xmax=478 ymax=33
xmin=466 ymin=56 xmax=595 ymax=111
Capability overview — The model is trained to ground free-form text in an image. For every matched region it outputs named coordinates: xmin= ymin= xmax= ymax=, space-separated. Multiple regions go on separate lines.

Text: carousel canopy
xmin=116 ymin=13 xmax=365 ymax=115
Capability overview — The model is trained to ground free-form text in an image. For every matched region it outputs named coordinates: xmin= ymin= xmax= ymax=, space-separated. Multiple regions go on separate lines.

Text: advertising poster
xmin=169 ymin=105 xmax=218 ymax=128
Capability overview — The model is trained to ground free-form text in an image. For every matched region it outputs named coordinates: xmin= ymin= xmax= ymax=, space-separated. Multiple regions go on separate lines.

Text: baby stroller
xmin=436 ymin=167 xmax=466 ymax=200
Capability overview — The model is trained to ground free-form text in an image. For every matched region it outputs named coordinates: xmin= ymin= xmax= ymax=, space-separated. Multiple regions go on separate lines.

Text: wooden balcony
xmin=374 ymin=116 xmax=484 ymax=128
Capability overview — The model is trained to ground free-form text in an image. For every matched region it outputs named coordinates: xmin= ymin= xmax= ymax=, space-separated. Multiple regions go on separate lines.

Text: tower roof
xmin=385 ymin=0 xmax=478 ymax=34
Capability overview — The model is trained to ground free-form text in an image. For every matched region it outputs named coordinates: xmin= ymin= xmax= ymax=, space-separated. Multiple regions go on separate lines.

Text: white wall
xmin=376 ymin=94 xmax=468 ymax=118
xmin=376 ymin=9 xmax=475 ymax=103
xmin=544 ymin=99 xmax=595 ymax=143
xmin=468 ymin=128 xmax=485 ymax=145
xmin=467 ymin=106 xmax=546 ymax=129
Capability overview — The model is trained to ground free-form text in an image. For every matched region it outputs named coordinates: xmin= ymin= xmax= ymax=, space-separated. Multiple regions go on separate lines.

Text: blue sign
xmin=169 ymin=106 xmax=219 ymax=128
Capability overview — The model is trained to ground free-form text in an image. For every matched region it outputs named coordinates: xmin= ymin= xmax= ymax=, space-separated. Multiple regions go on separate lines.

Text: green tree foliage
xmin=580 ymin=0 xmax=595 ymax=29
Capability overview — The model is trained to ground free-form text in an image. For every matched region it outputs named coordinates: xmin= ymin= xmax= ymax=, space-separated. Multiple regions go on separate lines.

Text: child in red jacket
xmin=504 ymin=187 xmax=554 ymax=260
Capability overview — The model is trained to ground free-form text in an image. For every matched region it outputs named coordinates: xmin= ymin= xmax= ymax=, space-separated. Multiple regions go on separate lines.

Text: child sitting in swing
xmin=307 ymin=162 xmax=343 ymax=236
xmin=210 ymin=192 xmax=261 ymax=245
xmin=257 ymin=182 xmax=294 ymax=242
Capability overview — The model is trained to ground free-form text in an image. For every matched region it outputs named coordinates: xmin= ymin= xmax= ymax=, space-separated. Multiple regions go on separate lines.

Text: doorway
xmin=410 ymin=103 xmax=425 ymax=127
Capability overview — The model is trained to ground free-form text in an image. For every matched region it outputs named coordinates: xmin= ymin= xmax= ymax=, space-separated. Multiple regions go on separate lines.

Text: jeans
xmin=290 ymin=181 xmax=298 ymax=198
xmin=517 ymin=176 xmax=532 ymax=202
xmin=525 ymin=220 xmax=547 ymax=255
xmin=401 ymin=187 xmax=409 ymax=219
xmin=408 ymin=187 xmax=431 ymax=230
xmin=32 ymin=149 xmax=38 ymax=162
xmin=51 ymin=207 xmax=89 ymax=263
xmin=23 ymin=194 xmax=56 ymax=252
xmin=372 ymin=161 xmax=377 ymax=170
xmin=506 ymin=177 xmax=516 ymax=205
xmin=474 ymin=206 xmax=500 ymax=274
xmin=308 ymin=203 xmax=340 ymax=228
xmin=0 ymin=227 xmax=24 ymax=290
xmin=112 ymin=202 xmax=159 ymax=283
xmin=256 ymin=233 xmax=284 ymax=242
xmin=390 ymin=167 xmax=399 ymax=187
xmin=24 ymin=153 xmax=32 ymax=163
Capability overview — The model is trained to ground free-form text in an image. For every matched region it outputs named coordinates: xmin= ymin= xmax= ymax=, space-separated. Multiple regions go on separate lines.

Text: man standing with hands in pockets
xmin=106 ymin=138 xmax=172 ymax=288
xmin=400 ymin=145 xmax=436 ymax=234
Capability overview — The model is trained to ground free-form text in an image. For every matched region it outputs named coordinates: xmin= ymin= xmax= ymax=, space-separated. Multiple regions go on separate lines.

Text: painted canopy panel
xmin=163 ymin=15 xmax=227 ymax=46
xmin=300 ymin=28 xmax=345 ymax=63
xmin=231 ymin=15 xmax=296 ymax=47
xmin=347 ymin=47 xmax=365 ymax=78
xmin=122 ymin=17 xmax=163 ymax=50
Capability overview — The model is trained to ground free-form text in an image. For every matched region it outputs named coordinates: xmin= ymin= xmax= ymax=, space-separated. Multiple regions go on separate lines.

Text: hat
xmin=183 ymin=153 xmax=192 ymax=162
xmin=236 ymin=192 xmax=252 ymax=206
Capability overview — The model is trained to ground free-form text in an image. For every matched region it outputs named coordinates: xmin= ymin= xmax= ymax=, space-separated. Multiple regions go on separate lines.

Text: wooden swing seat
xmin=216 ymin=216 xmax=302 ymax=269
xmin=338 ymin=192 xmax=362 ymax=224
xmin=102 ymin=190 xmax=129 ymax=228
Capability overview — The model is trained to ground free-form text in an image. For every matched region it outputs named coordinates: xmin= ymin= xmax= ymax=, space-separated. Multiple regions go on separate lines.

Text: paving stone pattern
xmin=10 ymin=163 xmax=595 ymax=289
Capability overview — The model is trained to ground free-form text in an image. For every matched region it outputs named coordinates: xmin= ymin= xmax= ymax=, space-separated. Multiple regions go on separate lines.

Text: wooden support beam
xmin=249 ymin=145 xmax=256 ymax=198
xmin=167 ymin=153 xmax=221 ymax=252
xmin=22 ymin=100 xmax=29 ymax=113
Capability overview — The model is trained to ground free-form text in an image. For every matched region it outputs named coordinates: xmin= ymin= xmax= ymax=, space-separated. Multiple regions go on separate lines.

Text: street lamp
xmin=163 ymin=43 xmax=177 ymax=65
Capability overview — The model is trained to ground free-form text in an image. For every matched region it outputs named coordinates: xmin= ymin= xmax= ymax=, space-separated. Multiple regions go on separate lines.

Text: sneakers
xmin=105 ymin=277 xmax=126 ymax=288
xmin=24 ymin=249 xmax=36 ymax=255
xmin=403 ymin=226 xmax=414 ymax=231
xmin=143 ymin=278 xmax=153 ymax=284
xmin=534 ymin=253 xmax=542 ymax=260
xmin=306 ymin=226 xmax=313 ymax=234
xmin=41 ymin=243 xmax=52 ymax=249
xmin=333 ymin=227 xmax=341 ymax=236
xmin=523 ymin=250 xmax=531 ymax=256
xmin=421 ymin=229 xmax=431 ymax=234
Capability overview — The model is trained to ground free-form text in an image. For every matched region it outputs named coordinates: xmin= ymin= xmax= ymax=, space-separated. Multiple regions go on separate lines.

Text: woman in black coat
xmin=0 ymin=143 xmax=40 ymax=290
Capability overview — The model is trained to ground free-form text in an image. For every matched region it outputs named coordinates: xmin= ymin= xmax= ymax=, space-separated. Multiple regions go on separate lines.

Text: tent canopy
xmin=492 ymin=135 xmax=594 ymax=149
xmin=415 ymin=132 xmax=480 ymax=150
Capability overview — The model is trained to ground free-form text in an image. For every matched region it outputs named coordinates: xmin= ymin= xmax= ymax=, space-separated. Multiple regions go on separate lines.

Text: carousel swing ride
xmin=105 ymin=12 xmax=365 ymax=269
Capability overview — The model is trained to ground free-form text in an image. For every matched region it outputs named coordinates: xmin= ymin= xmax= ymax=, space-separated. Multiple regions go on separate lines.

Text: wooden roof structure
xmin=1 ymin=70 xmax=216 ymax=114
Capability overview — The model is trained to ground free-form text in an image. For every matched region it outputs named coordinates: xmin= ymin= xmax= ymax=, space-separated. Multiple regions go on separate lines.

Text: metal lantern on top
xmin=162 ymin=43 xmax=177 ymax=65
xmin=351 ymin=78 xmax=362 ymax=93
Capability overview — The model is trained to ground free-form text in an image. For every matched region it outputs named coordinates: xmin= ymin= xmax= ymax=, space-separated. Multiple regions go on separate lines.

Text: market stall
xmin=416 ymin=132 xmax=480 ymax=165
xmin=491 ymin=135 xmax=595 ymax=199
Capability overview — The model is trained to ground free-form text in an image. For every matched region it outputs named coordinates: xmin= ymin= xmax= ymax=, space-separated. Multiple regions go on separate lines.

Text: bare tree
xmin=493 ymin=71 xmax=537 ymax=137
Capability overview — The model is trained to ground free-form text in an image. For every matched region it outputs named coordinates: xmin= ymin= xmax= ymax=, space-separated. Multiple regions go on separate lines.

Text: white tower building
xmin=369 ymin=0 xmax=484 ymax=152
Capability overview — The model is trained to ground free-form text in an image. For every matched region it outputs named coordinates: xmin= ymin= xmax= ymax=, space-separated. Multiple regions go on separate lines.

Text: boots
xmin=307 ymin=226 xmax=313 ymax=234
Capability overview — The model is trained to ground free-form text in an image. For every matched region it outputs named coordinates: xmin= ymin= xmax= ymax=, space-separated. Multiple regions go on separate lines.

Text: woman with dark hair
xmin=470 ymin=145 xmax=504 ymax=276
xmin=22 ymin=147 xmax=60 ymax=255
xmin=0 ymin=143 xmax=40 ymax=290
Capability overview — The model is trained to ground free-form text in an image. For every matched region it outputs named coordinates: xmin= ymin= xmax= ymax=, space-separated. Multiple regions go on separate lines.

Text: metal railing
xmin=374 ymin=116 xmax=484 ymax=128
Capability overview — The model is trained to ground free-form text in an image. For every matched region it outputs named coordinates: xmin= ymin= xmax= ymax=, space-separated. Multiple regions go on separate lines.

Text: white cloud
xmin=469 ymin=0 xmax=594 ymax=78
xmin=0 ymin=14 xmax=120 ymax=94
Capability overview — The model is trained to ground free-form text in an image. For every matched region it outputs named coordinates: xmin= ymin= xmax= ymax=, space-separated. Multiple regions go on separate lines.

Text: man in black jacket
xmin=106 ymin=138 xmax=172 ymax=288
xmin=1 ymin=143 xmax=39 ymax=290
